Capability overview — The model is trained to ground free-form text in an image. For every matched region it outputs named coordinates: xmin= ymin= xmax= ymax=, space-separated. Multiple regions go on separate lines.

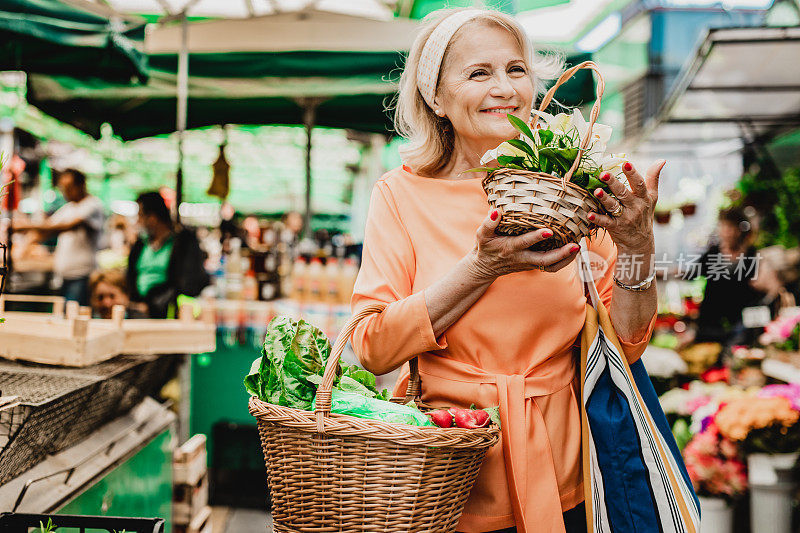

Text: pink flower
xmin=682 ymin=426 xmax=747 ymax=499
xmin=758 ymin=384 xmax=800 ymax=410
xmin=685 ymin=395 xmax=712 ymax=415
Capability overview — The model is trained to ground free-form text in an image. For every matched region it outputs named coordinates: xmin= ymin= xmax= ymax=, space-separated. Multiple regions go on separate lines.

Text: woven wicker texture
xmin=250 ymin=303 xmax=500 ymax=532
xmin=483 ymin=61 xmax=608 ymax=251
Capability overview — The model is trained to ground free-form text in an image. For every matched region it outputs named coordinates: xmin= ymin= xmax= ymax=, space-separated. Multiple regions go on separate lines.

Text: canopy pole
xmin=175 ymin=12 xmax=189 ymax=224
xmin=302 ymin=99 xmax=319 ymax=237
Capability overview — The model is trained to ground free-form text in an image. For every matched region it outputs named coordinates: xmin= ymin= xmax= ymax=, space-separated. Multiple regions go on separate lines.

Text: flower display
xmin=478 ymin=111 xmax=626 ymax=194
xmin=715 ymin=396 xmax=800 ymax=454
xmin=758 ymin=383 xmax=800 ymax=410
xmin=683 ymin=423 xmax=747 ymax=500
xmin=759 ymin=311 xmax=800 ymax=351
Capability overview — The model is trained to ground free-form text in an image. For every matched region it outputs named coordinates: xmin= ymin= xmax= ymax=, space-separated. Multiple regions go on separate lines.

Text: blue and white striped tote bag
xmin=577 ymin=242 xmax=700 ymax=533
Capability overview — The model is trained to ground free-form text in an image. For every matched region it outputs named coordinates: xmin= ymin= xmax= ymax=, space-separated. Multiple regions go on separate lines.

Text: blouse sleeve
xmin=349 ymin=181 xmax=447 ymax=374
xmin=587 ymin=230 xmax=656 ymax=363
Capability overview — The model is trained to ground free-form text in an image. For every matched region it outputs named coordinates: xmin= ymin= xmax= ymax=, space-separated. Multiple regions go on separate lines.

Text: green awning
xmin=27 ymin=49 xmax=404 ymax=139
xmin=396 ymin=0 xmax=569 ymax=19
xmin=28 ymin=50 xmax=594 ymax=140
xmin=0 ymin=0 xmax=147 ymax=81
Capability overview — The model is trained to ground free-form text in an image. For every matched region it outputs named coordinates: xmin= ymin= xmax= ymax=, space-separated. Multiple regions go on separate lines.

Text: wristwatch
xmin=613 ymin=271 xmax=655 ymax=292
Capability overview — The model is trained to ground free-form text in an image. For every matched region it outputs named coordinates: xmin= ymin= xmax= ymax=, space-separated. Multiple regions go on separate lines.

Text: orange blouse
xmin=350 ymin=165 xmax=656 ymax=533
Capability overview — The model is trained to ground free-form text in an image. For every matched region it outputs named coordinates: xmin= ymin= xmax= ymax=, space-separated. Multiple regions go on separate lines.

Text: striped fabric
xmin=577 ymin=242 xmax=701 ymax=533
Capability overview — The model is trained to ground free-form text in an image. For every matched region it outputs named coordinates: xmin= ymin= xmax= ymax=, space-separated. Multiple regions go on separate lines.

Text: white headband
xmin=416 ymin=9 xmax=484 ymax=109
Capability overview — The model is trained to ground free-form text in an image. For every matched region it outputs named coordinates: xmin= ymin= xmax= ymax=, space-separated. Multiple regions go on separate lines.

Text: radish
xmin=428 ymin=409 xmax=454 ymax=428
xmin=471 ymin=409 xmax=490 ymax=427
xmin=452 ymin=409 xmax=475 ymax=429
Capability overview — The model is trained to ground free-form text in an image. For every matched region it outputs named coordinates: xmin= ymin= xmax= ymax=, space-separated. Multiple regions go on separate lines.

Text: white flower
xmin=531 ymin=108 xmax=613 ymax=153
xmin=480 ymin=141 xmax=529 ymax=165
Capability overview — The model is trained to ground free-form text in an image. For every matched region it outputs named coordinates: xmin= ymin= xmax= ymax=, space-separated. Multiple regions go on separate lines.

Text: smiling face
xmin=435 ymin=21 xmax=534 ymax=152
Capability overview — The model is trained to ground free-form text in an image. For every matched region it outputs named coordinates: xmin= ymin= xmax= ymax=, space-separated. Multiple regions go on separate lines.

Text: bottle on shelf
xmin=325 ymin=258 xmax=340 ymax=304
xmin=291 ymin=258 xmax=307 ymax=302
xmin=340 ymin=258 xmax=359 ymax=305
xmin=243 ymin=270 xmax=258 ymax=301
xmin=307 ymin=258 xmax=324 ymax=303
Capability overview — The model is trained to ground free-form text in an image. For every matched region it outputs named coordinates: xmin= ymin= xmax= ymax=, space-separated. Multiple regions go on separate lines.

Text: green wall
xmin=58 ymin=429 xmax=173 ymax=532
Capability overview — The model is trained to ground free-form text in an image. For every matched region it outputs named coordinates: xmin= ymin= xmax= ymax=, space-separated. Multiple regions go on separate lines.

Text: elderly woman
xmin=350 ymin=9 xmax=662 ymax=533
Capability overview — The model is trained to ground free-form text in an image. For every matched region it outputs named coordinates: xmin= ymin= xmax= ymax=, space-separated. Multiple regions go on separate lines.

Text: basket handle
xmin=535 ymin=60 xmax=606 ymax=186
xmin=314 ymin=302 xmax=423 ymax=431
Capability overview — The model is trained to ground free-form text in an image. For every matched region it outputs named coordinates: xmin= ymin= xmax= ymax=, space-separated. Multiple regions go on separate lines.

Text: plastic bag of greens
xmin=314 ymin=390 xmax=436 ymax=427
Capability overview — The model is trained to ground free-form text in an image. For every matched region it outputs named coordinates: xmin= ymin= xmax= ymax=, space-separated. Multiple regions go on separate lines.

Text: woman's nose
xmin=490 ymin=73 xmax=515 ymax=98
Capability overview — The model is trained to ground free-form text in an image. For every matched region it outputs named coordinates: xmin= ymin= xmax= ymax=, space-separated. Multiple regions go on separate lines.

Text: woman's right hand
xmin=468 ymin=209 xmax=581 ymax=283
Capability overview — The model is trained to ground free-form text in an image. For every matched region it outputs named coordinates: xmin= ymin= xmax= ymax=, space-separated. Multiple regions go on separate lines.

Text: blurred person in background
xmin=750 ymin=245 xmax=800 ymax=317
xmin=89 ymin=269 xmax=146 ymax=319
xmin=14 ymin=168 xmax=104 ymax=305
xmin=127 ymin=192 xmax=210 ymax=318
xmin=281 ymin=211 xmax=304 ymax=244
xmin=683 ymin=207 xmax=761 ymax=344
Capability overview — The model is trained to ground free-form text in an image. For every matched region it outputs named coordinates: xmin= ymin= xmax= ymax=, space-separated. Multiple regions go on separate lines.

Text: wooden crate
xmin=173 ymin=473 xmax=209 ymax=525
xmin=0 ymin=296 xmax=123 ymax=367
xmin=173 ymin=505 xmax=211 ymax=533
xmin=0 ymin=296 xmax=216 ymax=361
xmin=97 ymin=304 xmax=216 ymax=355
xmin=174 ymin=434 xmax=208 ymax=487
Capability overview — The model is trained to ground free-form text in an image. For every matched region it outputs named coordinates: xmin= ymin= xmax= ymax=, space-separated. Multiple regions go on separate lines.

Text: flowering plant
xmin=684 ymin=423 xmax=747 ymax=500
xmin=759 ymin=311 xmax=800 ymax=351
xmin=715 ymin=396 xmax=800 ymax=454
xmin=478 ymin=111 xmax=626 ymax=193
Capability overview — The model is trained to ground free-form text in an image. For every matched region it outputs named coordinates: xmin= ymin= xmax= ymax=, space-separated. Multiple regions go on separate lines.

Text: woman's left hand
xmin=587 ymin=159 xmax=665 ymax=254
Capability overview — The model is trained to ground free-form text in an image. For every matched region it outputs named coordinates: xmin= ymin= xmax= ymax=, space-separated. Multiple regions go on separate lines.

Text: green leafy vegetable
xmin=245 ymin=316 xmax=390 ymax=410
xmin=321 ymin=390 xmax=435 ymax=427
xmin=244 ymin=316 xmax=331 ymax=410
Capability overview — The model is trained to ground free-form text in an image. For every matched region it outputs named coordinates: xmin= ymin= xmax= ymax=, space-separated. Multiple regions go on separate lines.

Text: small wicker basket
xmin=483 ymin=60 xmax=608 ymax=251
xmin=249 ymin=303 xmax=500 ymax=533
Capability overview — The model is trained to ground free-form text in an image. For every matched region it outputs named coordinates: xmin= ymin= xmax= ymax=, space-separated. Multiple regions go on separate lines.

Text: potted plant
xmin=683 ymin=423 xmax=747 ymax=533
xmin=715 ymin=391 xmax=800 ymax=533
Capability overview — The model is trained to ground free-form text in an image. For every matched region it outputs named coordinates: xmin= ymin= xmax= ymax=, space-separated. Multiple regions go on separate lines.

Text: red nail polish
xmin=601 ymin=173 xmax=611 ymax=181
xmin=588 ymin=213 xmax=595 ymax=221
xmin=542 ymin=231 xmax=552 ymax=238
xmin=623 ymin=162 xmax=632 ymax=172
xmin=596 ymin=190 xmax=604 ymax=197
xmin=490 ymin=210 xmax=498 ymax=221
xmin=570 ymin=245 xmax=580 ymax=253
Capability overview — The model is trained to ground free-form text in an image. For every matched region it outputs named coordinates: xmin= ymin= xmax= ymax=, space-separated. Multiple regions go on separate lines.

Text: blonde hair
xmin=393 ymin=8 xmax=564 ymax=177
xmin=89 ymin=269 xmax=128 ymax=296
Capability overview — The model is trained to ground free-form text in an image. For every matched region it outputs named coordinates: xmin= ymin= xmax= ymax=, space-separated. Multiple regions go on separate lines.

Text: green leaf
xmin=586 ymin=176 xmax=610 ymax=193
xmin=538 ymin=129 xmax=554 ymax=146
xmin=570 ymin=173 xmax=589 ymax=189
xmin=506 ymin=139 xmax=536 ymax=158
xmin=376 ymin=388 xmax=391 ymax=401
xmin=464 ymin=167 xmax=500 ymax=173
xmin=340 ymin=364 xmax=378 ymax=392
xmin=538 ymin=147 xmax=579 ymax=174
xmin=497 ymin=155 xmax=526 ymax=166
xmin=338 ymin=375 xmax=377 ymax=397
xmin=243 ymin=356 xmax=262 ymax=397
xmin=484 ymin=406 xmax=501 ymax=429
xmin=507 ymin=114 xmax=535 ymax=142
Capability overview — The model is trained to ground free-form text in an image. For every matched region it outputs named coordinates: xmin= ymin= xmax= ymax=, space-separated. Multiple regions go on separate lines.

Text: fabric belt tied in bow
xmin=400 ymin=352 xmax=576 ymax=533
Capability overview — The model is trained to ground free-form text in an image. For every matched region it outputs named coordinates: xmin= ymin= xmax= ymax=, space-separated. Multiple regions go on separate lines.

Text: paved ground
xmin=211 ymin=506 xmax=272 ymax=532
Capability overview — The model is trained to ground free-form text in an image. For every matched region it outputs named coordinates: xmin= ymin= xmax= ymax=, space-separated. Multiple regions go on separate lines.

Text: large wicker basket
xmin=483 ymin=61 xmax=608 ymax=251
xmin=249 ymin=303 xmax=500 ymax=533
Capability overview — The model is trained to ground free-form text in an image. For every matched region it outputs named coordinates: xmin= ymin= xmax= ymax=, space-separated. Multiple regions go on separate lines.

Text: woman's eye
xmin=509 ymin=65 xmax=526 ymax=74
xmin=469 ymin=70 xmax=488 ymax=79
